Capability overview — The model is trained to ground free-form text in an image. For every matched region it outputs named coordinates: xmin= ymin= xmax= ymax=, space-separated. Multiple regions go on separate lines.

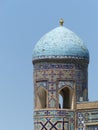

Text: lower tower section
xmin=34 ymin=110 xmax=74 ymax=130
xmin=33 ymin=59 xmax=88 ymax=130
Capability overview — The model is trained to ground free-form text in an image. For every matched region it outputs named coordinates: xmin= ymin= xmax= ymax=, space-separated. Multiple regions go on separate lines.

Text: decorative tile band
xmin=33 ymin=55 xmax=89 ymax=63
xmin=34 ymin=63 xmax=74 ymax=70
xmin=34 ymin=110 xmax=74 ymax=117
xmin=77 ymin=110 xmax=98 ymax=129
xmin=34 ymin=110 xmax=75 ymax=130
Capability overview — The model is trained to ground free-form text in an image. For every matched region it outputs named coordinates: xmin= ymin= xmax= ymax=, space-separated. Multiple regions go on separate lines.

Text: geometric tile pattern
xmin=34 ymin=62 xmax=88 ymax=108
xmin=33 ymin=56 xmax=98 ymax=130
xmin=33 ymin=58 xmax=88 ymax=130
xmin=35 ymin=118 xmax=65 ymax=130
xmin=77 ymin=110 xmax=98 ymax=129
xmin=34 ymin=110 xmax=74 ymax=117
xmin=34 ymin=110 xmax=74 ymax=130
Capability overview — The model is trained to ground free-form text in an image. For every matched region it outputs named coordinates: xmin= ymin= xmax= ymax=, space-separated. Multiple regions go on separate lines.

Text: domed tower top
xmin=32 ymin=19 xmax=89 ymax=63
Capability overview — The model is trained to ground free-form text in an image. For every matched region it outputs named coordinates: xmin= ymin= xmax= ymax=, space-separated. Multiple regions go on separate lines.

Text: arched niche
xmin=36 ymin=87 xmax=47 ymax=109
xmin=59 ymin=86 xmax=73 ymax=109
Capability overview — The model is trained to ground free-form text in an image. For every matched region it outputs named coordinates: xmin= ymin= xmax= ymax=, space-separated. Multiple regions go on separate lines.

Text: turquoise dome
xmin=33 ymin=26 xmax=89 ymax=61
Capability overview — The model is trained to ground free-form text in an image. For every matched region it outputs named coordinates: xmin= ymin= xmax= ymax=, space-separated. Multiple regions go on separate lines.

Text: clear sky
xmin=0 ymin=0 xmax=98 ymax=130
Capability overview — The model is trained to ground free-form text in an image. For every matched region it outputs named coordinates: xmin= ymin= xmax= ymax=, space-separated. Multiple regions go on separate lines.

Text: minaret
xmin=32 ymin=19 xmax=89 ymax=130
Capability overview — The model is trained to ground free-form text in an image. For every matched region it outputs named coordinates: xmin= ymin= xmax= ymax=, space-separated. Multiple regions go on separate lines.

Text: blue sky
xmin=0 ymin=0 xmax=98 ymax=130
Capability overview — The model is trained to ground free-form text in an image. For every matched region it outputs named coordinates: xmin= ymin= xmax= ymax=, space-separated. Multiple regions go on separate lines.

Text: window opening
xmin=59 ymin=87 xmax=71 ymax=109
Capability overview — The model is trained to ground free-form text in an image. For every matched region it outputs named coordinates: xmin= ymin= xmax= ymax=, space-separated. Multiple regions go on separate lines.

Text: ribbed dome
xmin=33 ymin=26 xmax=89 ymax=61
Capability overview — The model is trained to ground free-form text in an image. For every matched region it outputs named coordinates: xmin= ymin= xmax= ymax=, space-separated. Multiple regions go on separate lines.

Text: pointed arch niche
xmin=59 ymin=86 xmax=74 ymax=109
xmin=36 ymin=87 xmax=47 ymax=109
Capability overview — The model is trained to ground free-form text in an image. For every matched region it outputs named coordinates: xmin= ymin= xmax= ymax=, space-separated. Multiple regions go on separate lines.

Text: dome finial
xmin=59 ymin=18 xmax=64 ymax=26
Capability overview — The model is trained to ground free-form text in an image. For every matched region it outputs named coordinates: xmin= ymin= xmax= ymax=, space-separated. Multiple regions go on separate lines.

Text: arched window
xmin=36 ymin=87 xmax=47 ymax=109
xmin=59 ymin=87 xmax=72 ymax=109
